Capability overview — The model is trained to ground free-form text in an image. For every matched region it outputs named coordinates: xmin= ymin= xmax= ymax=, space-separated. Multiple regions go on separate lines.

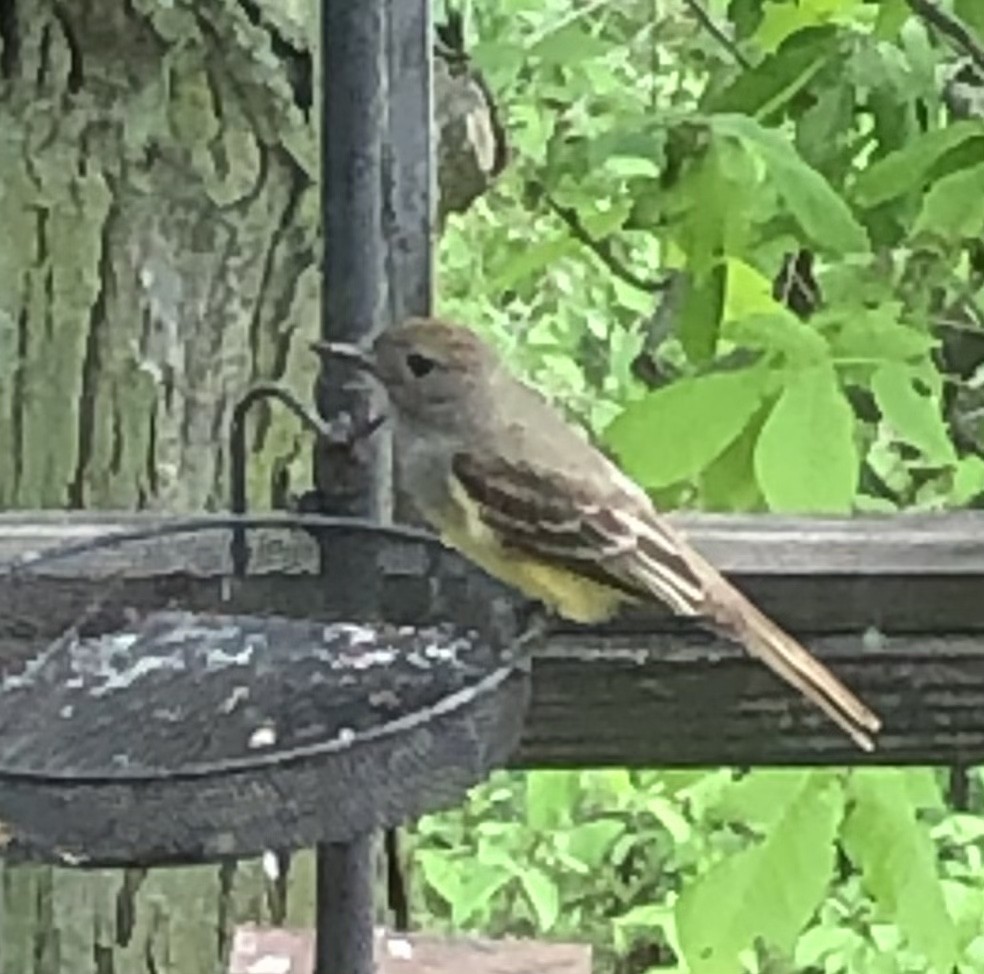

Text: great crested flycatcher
xmin=313 ymin=317 xmax=882 ymax=751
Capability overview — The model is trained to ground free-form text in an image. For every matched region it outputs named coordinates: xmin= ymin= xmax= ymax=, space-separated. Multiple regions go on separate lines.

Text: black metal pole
xmin=381 ymin=0 xmax=435 ymax=928
xmin=316 ymin=0 xmax=434 ymax=965
xmin=385 ymin=0 xmax=435 ymax=323
xmin=316 ymin=0 xmax=391 ymax=523
xmin=316 ymin=832 xmax=377 ymax=974
xmin=316 ymin=1 xmax=390 ymax=973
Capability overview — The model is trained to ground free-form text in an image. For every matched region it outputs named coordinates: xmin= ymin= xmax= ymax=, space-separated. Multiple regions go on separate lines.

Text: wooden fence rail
xmin=1 ymin=511 xmax=983 ymax=767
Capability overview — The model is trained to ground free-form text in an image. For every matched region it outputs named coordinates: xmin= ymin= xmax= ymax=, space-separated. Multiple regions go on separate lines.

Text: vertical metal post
xmin=385 ymin=0 xmax=435 ymax=532
xmin=316 ymin=2 xmax=390 ymax=973
xmin=381 ymin=0 xmax=435 ymax=926
xmin=316 ymin=0 xmax=391 ymax=524
xmin=385 ymin=0 xmax=435 ymax=322
xmin=316 ymin=832 xmax=377 ymax=974
xmin=316 ymin=0 xmax=434 ymax=966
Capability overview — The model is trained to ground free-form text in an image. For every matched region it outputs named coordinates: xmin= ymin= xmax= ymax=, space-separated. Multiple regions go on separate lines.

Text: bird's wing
xmin=450 ymin=451 xmax=707 ymax=616
xmin=453 ymin=450 xmax=883 ymax=750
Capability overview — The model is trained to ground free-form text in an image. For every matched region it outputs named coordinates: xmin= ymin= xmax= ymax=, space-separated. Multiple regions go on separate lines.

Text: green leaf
xmin=587 ymin=768 xmax=635 ymax=805
xmin=699 ymin=404 xmax=768 ymax=511
xmin=676 ymin=769 xmax=735 ymax=818
xmin=822 ymin=306 xmax=937 ymax=363
xmin=491 ymin=235 xmax=577 ymax=290
xmin=794 ymin=923 xmax=866 ymax=969
xmin=469 ymin=41 xmax=526 ymax=86
xmin=843 ymin=770 xmax=959 ymax=973
xmin=852 ymin=121 xmax=984 ymax=208
xmin=942 ymin=880 xmax=984 ymax=952
xmin=679 ymin=266 xmax=726 ymax=364
xmin=525 ymin=771 xmax=577 ymax=831
xmin=955 ymin=0 xmax=984 ymax=37
xmin=730 ymin=0 xmax=765 ymax=38
xmin=602 ymin=155 xmax=661 ymax=179
xmin=614 ymin=903 xmax=683 ymax=958
xmin=871 ymin=363 xmax=956 ymax=466
xmin=675 ymin=146 xmax=731 ymax=361
xmin=648 ymin=796 xmax=693 ymax=845
xmin=676 ymin=771 xmax=844 ymax=974
xmin=710 ymin=769 xmax=815 ymax=831
xmin=703 ymin=27 xmax=837 ymax=120
xmin=415 ymin=850 xmax=461 ymax=907
xmin=874 ymin=0 xmax=911 ymax=37
xmin=416 ymin=849 xmax=513 ymax=925
xmin=564 ymin=819 xmax=626 ymax=869
xmin=711 ymin=113 xmax=869 ymax=253
xmin=913 ymin=162 xmax=984 ymax=241
xmin=754 ymin=0 xmax=864 ymax=52
xmin=452 ymin=864 xmax=514 ymax=926
xmin=725 ymin=311 xmax=830 ymax=364
xmin=476 ymin=837 xmax=523 ymax=872
xmin=588 ymin=125 xmax=667 ymax=174
xmin=952 ymin=455 xmax=984 ymax=505
xmin=528 ymin=23 xmax=613 ymax=63
xmin=605 ymin=366 xmax=772 ymax=489
xmin=723 ymin=258 xmax=786 ymax=320
xmin=934 ymin=813 xmax=984 ymax=846
xmin=754 ymin=364 xmax=858 ymax=512
xmin=519 ymin=866 xmax=560 ymax=931
xmin=614 ymin=903 xmax=673 ymax=950
xmin=902 ymin=768 xmax=946 ymax=811
xmin=652 ymin=768 xmax=716 ymax=797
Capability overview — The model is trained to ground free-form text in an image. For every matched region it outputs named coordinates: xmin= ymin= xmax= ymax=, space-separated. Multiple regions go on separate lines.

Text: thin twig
xmin=681 ymin=0 xmax=752 ymax=69
xmin=540 ymin=189 xmax=669 ymax=293
xmin=906 ymin=0 xmax=984 ymax=74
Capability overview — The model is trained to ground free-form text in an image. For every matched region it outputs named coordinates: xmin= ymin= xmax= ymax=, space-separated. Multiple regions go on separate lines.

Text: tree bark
xmin=0 ymin=0 xmax=505 ymax=970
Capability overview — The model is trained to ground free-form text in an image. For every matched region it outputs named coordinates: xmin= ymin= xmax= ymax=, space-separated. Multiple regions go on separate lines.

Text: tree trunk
xmin=0 ymin=0 xmax=504 ymax=970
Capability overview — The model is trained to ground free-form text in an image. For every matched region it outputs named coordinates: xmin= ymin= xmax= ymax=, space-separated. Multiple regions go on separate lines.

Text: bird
xmin=312 ymin=317 xmax=882 ymax=750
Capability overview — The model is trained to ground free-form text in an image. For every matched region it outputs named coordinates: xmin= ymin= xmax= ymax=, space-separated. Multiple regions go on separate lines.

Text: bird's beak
xmin=309 ymin=339 xmax=377 ymax=375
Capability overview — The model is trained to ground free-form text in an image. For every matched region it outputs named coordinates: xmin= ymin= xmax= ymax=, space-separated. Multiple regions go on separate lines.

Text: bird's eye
xmin=406 ymin=352 xmax=436 ymax=378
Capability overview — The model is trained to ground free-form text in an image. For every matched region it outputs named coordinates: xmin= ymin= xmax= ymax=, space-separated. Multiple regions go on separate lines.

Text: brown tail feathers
xmin=628 ymin=515 xmax=882 ymax=750
xmin=704 ymin=575 xmax=881 ymax=751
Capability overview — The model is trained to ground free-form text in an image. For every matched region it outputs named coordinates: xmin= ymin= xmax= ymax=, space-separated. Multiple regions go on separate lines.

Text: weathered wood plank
xmin=2 ymin=513 xmax=984 ymax=636
xmin=519 ymin=631 xmax=984 ymax=767
xmin=2 ymin=512 xmax=984 ymax=765
xmin=3 ymin=509 xmax=984 ymax=572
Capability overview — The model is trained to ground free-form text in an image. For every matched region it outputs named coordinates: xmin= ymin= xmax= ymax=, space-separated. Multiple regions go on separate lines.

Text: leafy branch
xmin=907 ymin=0 xmax=984 ymax=73
xmin=534 ymin=183 xmax=670 ymax=294
xmin=681 ymin=0 xmax=751 ymax=69
xmin=434 ymin=3 xmax=984 ymax=966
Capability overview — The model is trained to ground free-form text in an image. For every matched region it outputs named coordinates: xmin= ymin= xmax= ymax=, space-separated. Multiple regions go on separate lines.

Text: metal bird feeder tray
xmin=0 ymin=515 xmax=533 ymax=868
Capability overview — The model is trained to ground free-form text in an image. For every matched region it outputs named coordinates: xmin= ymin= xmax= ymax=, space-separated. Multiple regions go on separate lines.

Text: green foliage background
xmin=415 ymin=1 xmax=984 ymax=971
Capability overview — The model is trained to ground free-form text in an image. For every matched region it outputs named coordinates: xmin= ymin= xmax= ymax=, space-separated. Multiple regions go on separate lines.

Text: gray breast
xmin=391 ymin=416 xmax=457 ymax=522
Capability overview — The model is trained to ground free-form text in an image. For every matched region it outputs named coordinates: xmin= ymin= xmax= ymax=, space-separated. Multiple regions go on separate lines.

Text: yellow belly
xmin=438 ymin=481 xmax=624 ymax=623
